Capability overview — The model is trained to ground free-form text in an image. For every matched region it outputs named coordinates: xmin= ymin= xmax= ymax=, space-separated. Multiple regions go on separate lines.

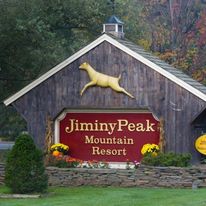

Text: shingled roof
xmin=112 ymin=35 xmax=206 ymax=95
xmin=4 ymin=33 xmax=206 ymax=105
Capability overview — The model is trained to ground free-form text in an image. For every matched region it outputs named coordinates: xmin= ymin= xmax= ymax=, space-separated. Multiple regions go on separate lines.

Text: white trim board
xmin=4 ymin=34 xmax=206 ymax=106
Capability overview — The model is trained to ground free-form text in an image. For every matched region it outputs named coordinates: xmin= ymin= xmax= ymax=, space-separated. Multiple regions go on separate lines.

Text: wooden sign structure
xmin=4 ymin=23 xmax=206 ymax=164
xmin=55 ymin=110 xmax=160 ymax=162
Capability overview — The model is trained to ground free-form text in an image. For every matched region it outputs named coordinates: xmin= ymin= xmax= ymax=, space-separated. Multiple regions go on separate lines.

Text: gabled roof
xmin=4 ymin=33 xmax=206 ymax=106
xmin=106 ymin=15 xmax=124 ymax=24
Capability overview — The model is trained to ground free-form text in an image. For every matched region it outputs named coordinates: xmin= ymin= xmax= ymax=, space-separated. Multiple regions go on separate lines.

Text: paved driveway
xmin=0 ymin=142 xmax=14 ymax=150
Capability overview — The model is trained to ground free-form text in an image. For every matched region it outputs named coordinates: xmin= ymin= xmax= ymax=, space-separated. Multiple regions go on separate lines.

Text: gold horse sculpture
xmin=79 ymin=62 xmax=134 ymax=98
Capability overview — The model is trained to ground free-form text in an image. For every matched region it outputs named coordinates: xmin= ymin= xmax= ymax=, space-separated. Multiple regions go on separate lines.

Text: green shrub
xmin=141 ymin=152 xmax=191 ymax=167
xmin=0 ymin=150 xmax=10 ymax=163
xmin=5 ymin=134 xmax=48 ymax=194
xmin=48 ymin=154 xmax=68 ymax=168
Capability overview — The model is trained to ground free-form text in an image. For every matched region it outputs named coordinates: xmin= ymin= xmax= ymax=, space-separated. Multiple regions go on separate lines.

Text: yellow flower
xmin=141 ymin=144 xmax=151 ymax=155
xmin=50 ymin=143 xmax=69 ymax=153
xmin=141 ymin=143 xmax=159 ymax=156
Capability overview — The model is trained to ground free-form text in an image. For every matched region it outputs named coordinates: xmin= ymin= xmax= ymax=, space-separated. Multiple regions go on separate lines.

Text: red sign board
xmin=57 ymin=110 xmax=160 ymax=162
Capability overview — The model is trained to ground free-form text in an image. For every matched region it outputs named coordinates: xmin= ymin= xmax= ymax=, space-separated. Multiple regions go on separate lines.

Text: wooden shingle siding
xmin=13 ymin=41 xmax=206 ymax=162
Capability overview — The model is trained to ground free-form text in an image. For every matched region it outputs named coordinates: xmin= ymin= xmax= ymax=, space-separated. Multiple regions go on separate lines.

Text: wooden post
xmin=44 ymin=115 xmax=53 ymax=165
xmin=159 ymin=117 xmax=166 ymax=153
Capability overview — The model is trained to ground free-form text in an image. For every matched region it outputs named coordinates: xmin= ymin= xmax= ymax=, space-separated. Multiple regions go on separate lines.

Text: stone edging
xmin=1 ymin=163 xmax=206 ymax=188
xmin=47 ymin=165 xmax=206 ymax=188
xmin=0 ymin=194 xmax=41 ymax=199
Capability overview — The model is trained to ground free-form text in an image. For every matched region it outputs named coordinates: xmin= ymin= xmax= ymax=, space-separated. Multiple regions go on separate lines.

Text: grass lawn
xmin=0 ymin=186 xmax=206 ymax=206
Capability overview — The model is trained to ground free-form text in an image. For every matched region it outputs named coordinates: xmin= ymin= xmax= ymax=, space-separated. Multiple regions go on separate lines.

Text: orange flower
xmin=65 ymin=156 xmax=76 ymax=162
xmin=52 ymin=150 xmax=61 ymax=157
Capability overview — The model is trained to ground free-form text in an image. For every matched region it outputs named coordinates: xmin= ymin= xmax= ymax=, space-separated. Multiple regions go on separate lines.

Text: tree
xmin=141 ymin=0 xmax=206 ymax=82
xmin=5 ymin=134 xmax=48 ymax=194
xmin=0 ymin=0 xmax=110 ymax=140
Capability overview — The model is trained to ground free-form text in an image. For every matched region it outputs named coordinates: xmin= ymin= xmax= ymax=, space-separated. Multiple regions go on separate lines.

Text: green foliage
xmin=0 ymin=150 xmax=10 ymax=163
xmin=5 ymin=134 xmax=48 ymax=194
xmin=0 ymin=0 xmax=110 ymax=141
xmin=141 ymin=152 xmax=192 ymax=167
xmin=0 ymin=104 xmax=26 ymax=141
